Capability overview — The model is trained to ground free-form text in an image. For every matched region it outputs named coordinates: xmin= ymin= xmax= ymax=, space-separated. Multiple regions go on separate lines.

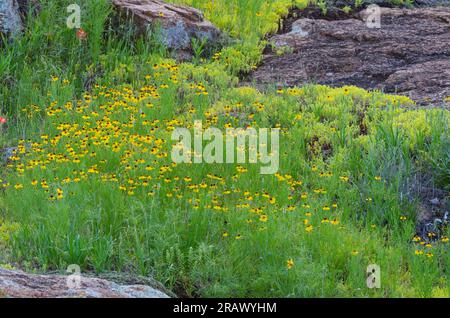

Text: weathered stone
xmin=0 ymin=0 xmax=22 ymax=37
xmin=111 ymin=0 xmax=222 ymax=57
xmin=252 ymin=6 xmax=450 ymax=106
xmin=0 ymin=147 xmax=17 ymax=163
xmin=0 ymin=268 xmax=170 ymax=298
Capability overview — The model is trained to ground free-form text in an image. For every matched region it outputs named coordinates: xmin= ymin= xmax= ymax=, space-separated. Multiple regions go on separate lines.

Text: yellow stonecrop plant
xmin=171 ymin=0 xmax=309 ymax=38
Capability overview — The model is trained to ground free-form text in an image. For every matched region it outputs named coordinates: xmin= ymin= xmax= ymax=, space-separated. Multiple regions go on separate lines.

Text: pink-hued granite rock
xmin=0 ymin=268 xmax=170 ymax=298
xmin=252 ymin=6 xmax=450 ymax=106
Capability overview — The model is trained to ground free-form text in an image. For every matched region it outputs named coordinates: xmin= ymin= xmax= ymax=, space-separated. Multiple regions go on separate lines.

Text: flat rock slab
xmin=0 ymin=0 xmax=22 ymax=36
xmin=251 ymin=6 xmax=450 ymax=106
xmin=0 ymin=268 xmax=170 ymax=298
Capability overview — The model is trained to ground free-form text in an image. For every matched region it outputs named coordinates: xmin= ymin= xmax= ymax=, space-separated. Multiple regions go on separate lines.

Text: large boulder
xmin=0 ymin=268 xmax=170 ymax=298
xmin=0 ymin=0 xmax=22 ymax=37
xmin=111 ymin=0 xmax=222 ymax=58
xmin=252 ymin=6 xmax=450 ymax=106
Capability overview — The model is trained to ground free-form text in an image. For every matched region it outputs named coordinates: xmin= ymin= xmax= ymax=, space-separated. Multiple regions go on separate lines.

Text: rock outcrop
xmin=0 ymin=0 xmax=40 ymax=39
xmin=252 ymin=6 xmax=450 ymax=106
xmin=0 ymin=268 xmax=170 ymax=298
xmin=111 ymin=0 xmax=222 ymax=58
xmin=1 ymin=0 xmax=221 ymax=59
xmin=0 ymin=147 xmax=17 ymax=163
xmin=0 ymin=0 xmax=22 ymax=37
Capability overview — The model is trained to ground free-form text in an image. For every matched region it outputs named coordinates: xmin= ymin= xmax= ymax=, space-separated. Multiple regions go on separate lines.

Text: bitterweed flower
xmin=286 ymin=259 xmax=294 ymax=270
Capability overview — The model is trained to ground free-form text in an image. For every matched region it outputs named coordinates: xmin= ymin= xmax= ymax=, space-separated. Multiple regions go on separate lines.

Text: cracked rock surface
xmin=0 ymin=0 xmax=22 ymax=36
xmin=252 ymin=6 xmax=450 ymax=106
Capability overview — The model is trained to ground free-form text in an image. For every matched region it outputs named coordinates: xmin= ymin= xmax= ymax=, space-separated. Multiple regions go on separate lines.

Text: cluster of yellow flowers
xmin=4 ymin=61 xmax=358 ymax=251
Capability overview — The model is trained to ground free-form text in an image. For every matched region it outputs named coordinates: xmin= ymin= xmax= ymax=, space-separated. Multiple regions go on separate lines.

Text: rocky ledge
xmin=111 ymin=0 xmax=222 ymax=59
xmin=252 ymin=6 xmax=450 ymax=106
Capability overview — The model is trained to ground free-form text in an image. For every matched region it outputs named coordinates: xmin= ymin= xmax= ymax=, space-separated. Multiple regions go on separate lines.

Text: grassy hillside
xmin=0 ymin=0 xmax=449 ymax=297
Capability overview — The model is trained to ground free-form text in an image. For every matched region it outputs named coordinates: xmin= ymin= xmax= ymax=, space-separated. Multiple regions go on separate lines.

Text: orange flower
xmin=76 ymin=28 xmax=87 ymax=40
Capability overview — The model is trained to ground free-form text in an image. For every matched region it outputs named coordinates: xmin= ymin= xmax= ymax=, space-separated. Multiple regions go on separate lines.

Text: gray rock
xmin=0 ymin=268 xmax=170 ymax=298
xmin=322 ymin=0 xmax=449 ymax=8
xmin=430 ymin=198 xmax=440 ymax=205
xmin=0 ymin=0 xmax=22 ymax=37
xmin=415 ymin=0 xmax=450 ymax=6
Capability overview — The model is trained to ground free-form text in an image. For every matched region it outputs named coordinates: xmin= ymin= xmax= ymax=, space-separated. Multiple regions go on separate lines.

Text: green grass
xmin=0 ymin=0 xmax=449 ymax=297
